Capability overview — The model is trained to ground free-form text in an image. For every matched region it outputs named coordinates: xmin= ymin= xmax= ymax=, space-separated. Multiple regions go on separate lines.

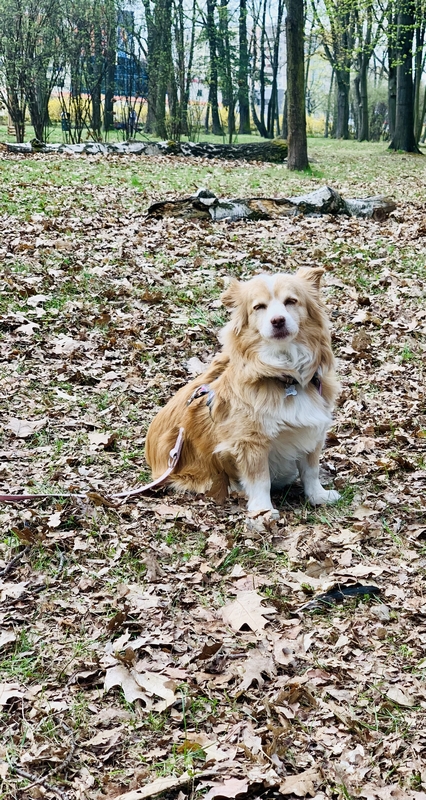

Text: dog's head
xmin=221 ymin=268 xmax=326 ymax=346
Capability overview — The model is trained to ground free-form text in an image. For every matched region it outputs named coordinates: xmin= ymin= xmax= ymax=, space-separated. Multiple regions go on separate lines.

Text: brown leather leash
xmin=0 ymin=428 xmax=185 ymax=505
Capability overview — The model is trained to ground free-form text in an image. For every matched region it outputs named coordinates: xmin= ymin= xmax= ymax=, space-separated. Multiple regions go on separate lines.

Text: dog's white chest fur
xmin=260 ymin=385 xmax=332 ymax=438
xmin=261 ymin=388 xmax=333 ymax=489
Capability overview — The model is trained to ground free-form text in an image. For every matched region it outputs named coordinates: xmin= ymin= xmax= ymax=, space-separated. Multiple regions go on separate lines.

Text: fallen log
xmin=3 ymin=137 xmax=288 ymax=163
xmin=148 ymin=185 xmax=396 ymax=221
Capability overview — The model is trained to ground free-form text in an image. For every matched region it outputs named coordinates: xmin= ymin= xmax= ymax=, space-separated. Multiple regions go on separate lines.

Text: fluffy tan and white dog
xmin=145 ymin=267 xmax=340 ymax=517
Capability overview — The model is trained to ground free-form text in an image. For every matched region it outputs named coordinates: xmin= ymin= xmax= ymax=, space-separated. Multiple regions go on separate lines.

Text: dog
xmin=145 ymin=267 xmax=340 ymax=517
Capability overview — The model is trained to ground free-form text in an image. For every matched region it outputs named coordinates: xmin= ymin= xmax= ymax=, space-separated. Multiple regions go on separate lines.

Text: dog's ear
xmin=296 ymin=267 xmax=324 ymax=291
xmin=221 ymin=279 xmax=241 ymax=309
xmin=221 ymin=279 xmax=247 ymax=334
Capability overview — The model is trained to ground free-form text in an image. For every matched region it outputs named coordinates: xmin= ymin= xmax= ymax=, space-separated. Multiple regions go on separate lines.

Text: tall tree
xmin=205 ymin=0 xmax=224 ymax=134
xmin=267 ymin=0 xmax=285 ymax=137
xmin=238 ymin=0 xmax=251 ymax=133
xmin=251 ymin=0 xmax=283 ymax=138
xmin=311 ymin=0 xmax=355 ymax=139
xmin=353 ymin=0 xmax=385 ymax=141
xmin=142 ymin=0 xmax=175 ymax=137
xmin=286 ymin=0 xmax=308 ymax=169
xmin=0 ymin=0 xmax=62 ymax=142
xmin=386 ymin=2 xmax=398 ymax=140
xmin=58 ymin=0 xmax=117 ymax=142
xmin=413 ymin=0 xmax=426 ymax=143
xmin=217 ymin=0 xmax=236 ymax=139
xmin=389 ymin=0 xmax=420 ymax=152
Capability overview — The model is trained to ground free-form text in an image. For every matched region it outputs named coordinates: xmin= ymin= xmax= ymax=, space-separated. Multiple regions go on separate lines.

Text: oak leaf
xmin=235 ymin=649 xmax=276 ymax=695
xmin=203 ymin=778 xmax=249 ymax=800
xmin=279 ymin=767 xmax=321 ymax=797
xmin=221 ymin=590 xmax=276 ymax=633
xmin=6 ymin=417 xmax=47 ymax=438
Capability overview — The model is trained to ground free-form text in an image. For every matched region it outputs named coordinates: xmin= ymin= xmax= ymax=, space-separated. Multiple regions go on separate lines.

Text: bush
xmin=306 ymin=115 xmax=325 ymax=136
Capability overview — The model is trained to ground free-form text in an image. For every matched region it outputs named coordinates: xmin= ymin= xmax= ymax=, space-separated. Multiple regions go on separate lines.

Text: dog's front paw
xmin=307 ymin=488 xmax=340 ymax=506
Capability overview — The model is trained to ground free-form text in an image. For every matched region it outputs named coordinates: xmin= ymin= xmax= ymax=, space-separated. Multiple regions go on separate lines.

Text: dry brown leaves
xmin=0 ymin=147 xmax=425 ymax=800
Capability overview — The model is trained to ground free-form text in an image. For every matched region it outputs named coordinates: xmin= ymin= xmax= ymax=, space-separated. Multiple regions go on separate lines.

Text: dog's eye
xmin=285 ymin=298 xmax=298 ymax=306
xmin=253 ymin=303 xmax=267 ymax=311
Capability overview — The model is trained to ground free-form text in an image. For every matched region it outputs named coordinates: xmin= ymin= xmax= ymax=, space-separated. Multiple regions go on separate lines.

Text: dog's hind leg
xmin=298 ymin=441 xmax=340 ymax=505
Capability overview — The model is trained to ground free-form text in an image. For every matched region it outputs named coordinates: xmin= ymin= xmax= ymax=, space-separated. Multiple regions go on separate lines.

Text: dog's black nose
xmin=271 ymin=316 xmax=286 ymax=328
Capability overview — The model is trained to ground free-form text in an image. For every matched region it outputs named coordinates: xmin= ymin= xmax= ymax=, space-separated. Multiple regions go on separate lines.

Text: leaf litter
xmin=0 ymin=143 xmax=426 ymax=799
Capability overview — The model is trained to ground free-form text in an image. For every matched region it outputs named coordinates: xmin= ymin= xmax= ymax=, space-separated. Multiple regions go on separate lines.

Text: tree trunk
xmin=148 ymin=185 xmax=396 ymax=222
xmin=267 ymin=0 xmax=284 ymax=139
xmin=182 ymin=0 xmax=197 ymax=136
xmin=7 ymin=93 xmax=26 ymax=143
xmin=286 ymin=0 xmax=308 ymax=170
xmin=335 ymin=70 xmax=350 ymax=139
xmin=387 ymin=10 xmax=397 ymax=141
xmin=104 ymin=0 xmax=116 ymax=133
xmin=388 ymin=63 xmax=396 ymax=140
xmin=238 ymin=0 xmax=250 ymax=134
xmin=281 ymin=91 xmax=287 ymax=138
xmin=324 ymin=70 xmax=334 ymax=138
xmin=389 ymin=4 xmax=420 ymax=153
xmin=250 ymin=0 xmax=268 ymax=138
xmin=358 ymin=57 xmax=369 ymax=141
xmin=353 ymin=75 xmax=361 ymax=139
xmin=206 ymin=0 xmax=224 ymax=136
xmin=259 ymin=0 xmax=269 ymax=137
xmin=414 ymin=22 xmax=425 ymax=143
xmin=219 ymin=0 xmax=235 ymax=140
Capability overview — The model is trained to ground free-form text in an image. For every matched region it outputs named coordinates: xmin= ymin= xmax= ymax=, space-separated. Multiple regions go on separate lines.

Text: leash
xmin=0 ymin=428 xmax=185 ymax=505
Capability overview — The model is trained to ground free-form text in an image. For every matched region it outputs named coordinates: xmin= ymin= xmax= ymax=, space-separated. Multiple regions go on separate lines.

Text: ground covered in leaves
xmin=0 ymin=139 xmax=426 ymax=800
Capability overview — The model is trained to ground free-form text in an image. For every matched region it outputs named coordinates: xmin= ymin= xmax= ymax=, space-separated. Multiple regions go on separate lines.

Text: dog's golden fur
xmin=145 ymin=268 xmax=340 ymax=515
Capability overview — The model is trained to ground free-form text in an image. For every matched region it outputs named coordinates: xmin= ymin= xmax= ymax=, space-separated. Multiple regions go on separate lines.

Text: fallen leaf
xmin=386 ymin=686 xmax=415 ymax=708
xmin=0 ymin=581 xmax=28 ymax=600
xmin=88 ymin=431 xmax=117 ymax=449
xmin=83 ymin=727 xmax=123 ymax=749
xmin=0 ymin=683 xmax=24 ymax=705
xmin=279 ymin=767 xmax=321 ymax=797
xmin=104 ymin=664 xmax=176 ymax=711
xmin=186 ymin=356 xmax=207 ymax=375
xmin=184 ymin=732 xmax=236 ymax=763
xmin=16 ymin=322 xmax=40 ymax=336
xmin=202 ymin=778 xmax=249 ymax=800
xmin=235 ymin=648 xmax=277 ymax=695
xmin=352 ymin=504 xmax=377 ymax=520
xmin=53 ymin=335 xmax=83 ymax=354
xmin=221 ymin=590 xmax=276 ymax=633
xmin=48 ymin=511 xmax=62 ymax=528
xmin=6 ymin=417 xmax=47 ymax=438
xmin=154 ymin=503 xmax=188 ymax=519
xmin=111 ymin=772 xmax=191 ymax=800
xmin=0 ymin=630 xmax=17 ymax=650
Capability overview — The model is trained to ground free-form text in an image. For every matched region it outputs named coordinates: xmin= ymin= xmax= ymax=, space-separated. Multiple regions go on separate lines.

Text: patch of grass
xmin=0 ymin=630 xmax=46 ymax=682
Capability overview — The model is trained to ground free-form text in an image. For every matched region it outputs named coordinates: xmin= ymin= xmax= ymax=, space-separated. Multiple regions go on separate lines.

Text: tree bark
xmin=286 ymin=0 xmax=308 ymax=170
xmin=389 ymin=3 xmax=420 ymax=153
xmin=238 ymin=0 xmax=251 ymax=134
xmin=324 ymin=69 xmax=334 ymax=138
xmin=335 ymin=69 xmax=350 ymax=139
xmin=414 ymin=19 xmax=426 ymax=143
xmin=148 ymin=185 xmax=396 ymax=222
xmin=206 ymin=0 xmax=224 ymax=136
xmin=103 ymin=0 xmax=116 ymax=133
xmin=268 ymin=0 xmax=284 ymax=139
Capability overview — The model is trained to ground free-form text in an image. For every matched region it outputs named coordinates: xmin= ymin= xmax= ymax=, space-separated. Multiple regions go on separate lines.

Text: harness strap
xmin=0 ymin=428 xmax=185 ymax=505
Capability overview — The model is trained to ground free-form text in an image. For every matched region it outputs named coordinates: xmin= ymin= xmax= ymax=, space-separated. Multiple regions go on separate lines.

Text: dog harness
xmin=187 ymin=384 xmax=216 ymax=408
xmin=187 ymin=372 xmax=322 ymax=408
